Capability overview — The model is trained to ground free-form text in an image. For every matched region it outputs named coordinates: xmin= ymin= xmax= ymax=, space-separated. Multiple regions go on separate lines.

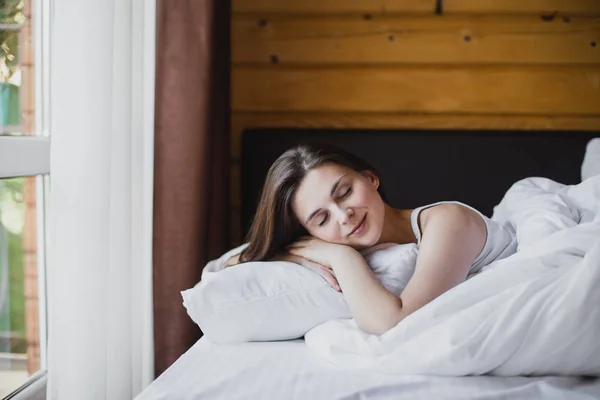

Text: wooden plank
xmin=232 ymin=66 xmax=600 ymax=115
xmin=232 ymin=0 xmax=434 ymax=15
xmin=230 ymin=112 xmax=600 ymax=159
xmin=444 ymin=0 xmax=600 ymax=15
xmin=232 ymin=0 xmax=600 ymax=16
xmin=233 ymin=15 xmax=600 ymax=65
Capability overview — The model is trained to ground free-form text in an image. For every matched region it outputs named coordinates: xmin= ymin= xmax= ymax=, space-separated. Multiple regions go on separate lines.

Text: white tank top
xmin=410 ymin=201 xmax=517 ymax=276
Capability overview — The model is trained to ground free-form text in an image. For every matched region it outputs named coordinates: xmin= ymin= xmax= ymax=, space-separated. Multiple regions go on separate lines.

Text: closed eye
xmin=338 ymin=186 xmax=352 ymax=199
xmin=317 ymin=187 xmax=351 ymax=227
xmin=318 ymin=214 xmax=329 ymax=227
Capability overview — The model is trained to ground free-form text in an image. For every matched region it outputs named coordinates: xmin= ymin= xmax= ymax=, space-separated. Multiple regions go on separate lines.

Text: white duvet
xmin=305 ymin=175 xmax=600 ymax=377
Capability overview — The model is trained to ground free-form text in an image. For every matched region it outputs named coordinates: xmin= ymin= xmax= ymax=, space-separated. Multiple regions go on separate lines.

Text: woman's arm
xmin=398 ymin=204 xmax=486 ymax=318
xmin=327 ymin=250 xmax=404 ymax=335
xmin=291 ymin=204 xmax=486 ymax=335
xmin=225 ymin=250 xmax=342 ymax=291
xmin=287 ymin=238 xmax=402 ymax=334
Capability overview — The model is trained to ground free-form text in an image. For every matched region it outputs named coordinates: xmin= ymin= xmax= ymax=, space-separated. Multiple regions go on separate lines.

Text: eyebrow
xmin=304 ymin=174 xmax=348 ymax=225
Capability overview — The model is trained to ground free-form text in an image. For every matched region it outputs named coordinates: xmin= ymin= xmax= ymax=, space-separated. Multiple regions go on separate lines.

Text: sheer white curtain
xmin=47 ymin=1 xmax=155 ymax=399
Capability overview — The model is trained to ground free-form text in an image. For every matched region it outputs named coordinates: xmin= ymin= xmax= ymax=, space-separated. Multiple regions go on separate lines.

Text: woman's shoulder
xmin=419 ymin=202 xmax=481 ymax=227
xmin=224 ymin=253 xmax=241 ymax=267
xmin=413 ymin=201 xmax=487 ymax=243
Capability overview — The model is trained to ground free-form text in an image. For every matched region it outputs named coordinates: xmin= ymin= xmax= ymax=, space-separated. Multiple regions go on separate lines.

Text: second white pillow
xmin=182 ymin=243 xmax=418 ymax=344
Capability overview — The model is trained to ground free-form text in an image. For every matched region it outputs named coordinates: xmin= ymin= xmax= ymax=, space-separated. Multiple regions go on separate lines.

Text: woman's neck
xmin=377 ymin=204 xmax=416 ymax=245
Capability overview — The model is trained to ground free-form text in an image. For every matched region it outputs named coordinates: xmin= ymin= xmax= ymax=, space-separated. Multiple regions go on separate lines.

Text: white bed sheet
xmin=136 ymin=337 xmax=600 ymax=400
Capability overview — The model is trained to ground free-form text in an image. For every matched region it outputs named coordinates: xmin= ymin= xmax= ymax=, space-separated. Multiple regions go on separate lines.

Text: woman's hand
xmin=272 ymin=251 xmax=342 ymax=292
xmin=286 ymin=236 xmax=359 ymax=271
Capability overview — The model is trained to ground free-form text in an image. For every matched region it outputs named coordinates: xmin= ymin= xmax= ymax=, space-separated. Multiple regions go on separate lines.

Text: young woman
xmin=227 ymin=144 xmax=516 ymax=335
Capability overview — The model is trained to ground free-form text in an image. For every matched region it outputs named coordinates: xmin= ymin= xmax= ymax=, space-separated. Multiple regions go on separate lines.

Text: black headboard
xmin=241 ymin=129 xmax=598 ymax=237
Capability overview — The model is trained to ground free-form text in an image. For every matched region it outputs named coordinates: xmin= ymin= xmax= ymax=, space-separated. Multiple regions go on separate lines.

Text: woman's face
xmin=292 ymin=163 xmax=385 ymax=249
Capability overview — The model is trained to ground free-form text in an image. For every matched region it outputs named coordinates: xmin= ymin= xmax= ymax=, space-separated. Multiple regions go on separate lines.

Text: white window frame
xmin=0 ymin=0 xmax=51 ymax=397
xmin=0 ymin=137 xmax=50 ymax=178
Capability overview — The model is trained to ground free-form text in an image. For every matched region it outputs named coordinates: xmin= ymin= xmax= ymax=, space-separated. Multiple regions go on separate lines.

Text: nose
xmin=335 ymin=206 xmax=353 ymax=225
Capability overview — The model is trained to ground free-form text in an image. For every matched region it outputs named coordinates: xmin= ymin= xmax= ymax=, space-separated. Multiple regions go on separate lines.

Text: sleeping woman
xmin=226 ymin=144 xmax=516 ymax=335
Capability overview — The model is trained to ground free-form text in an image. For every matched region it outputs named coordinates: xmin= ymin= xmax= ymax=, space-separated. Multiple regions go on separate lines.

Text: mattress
xmin=136 ymin=337 xmax=600 ymax=400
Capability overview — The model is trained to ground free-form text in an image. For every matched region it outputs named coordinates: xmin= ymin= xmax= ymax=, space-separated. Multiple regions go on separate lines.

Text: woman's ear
xmin=363 ymin=171 xmax=380 ymax=190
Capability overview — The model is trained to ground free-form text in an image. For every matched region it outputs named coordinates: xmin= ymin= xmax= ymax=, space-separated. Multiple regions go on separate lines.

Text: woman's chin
xmin=350 ymin=235 xmax=379 ymax=249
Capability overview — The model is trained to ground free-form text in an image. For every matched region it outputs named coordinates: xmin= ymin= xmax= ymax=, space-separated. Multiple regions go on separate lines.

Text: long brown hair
xmin=239 ymin=143 xmax=386 ymax=262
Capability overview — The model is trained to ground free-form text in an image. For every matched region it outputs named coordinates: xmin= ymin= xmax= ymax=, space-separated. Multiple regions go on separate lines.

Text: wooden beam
xmin=232 ymin=66 xmax=600 ymax=115
xmin=232 ymin=0 xmax=434 ymax=15
xmin=233 ymin=15 xmax=600 ymax=65
xmin=444 ymin=0 xmax=600 ymax=16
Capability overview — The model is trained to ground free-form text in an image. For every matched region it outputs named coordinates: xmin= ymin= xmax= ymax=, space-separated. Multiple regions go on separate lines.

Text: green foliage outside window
xmin=0 ymin=178 xmax=27 ymax=353
xmin=1 ymin=1 xmax=24 ymax=127
xmin=1 ymin=0 xmax=24 ymax=81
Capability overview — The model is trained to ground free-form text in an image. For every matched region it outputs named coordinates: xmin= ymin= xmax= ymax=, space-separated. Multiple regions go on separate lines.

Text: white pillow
xmin=581 ymin=138 xmax=600 ymax=181
xmin=182 ymin=242 xmax=418 ymax=343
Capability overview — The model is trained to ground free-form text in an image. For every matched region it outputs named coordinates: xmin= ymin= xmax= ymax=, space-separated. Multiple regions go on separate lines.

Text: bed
xmin=137 ymin=338 xmax=600 ymax=400
xmin=138 ymin=128 xmax=600 ymax=400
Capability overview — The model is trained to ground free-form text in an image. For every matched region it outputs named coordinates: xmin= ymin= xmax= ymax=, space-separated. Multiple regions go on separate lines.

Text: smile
xmin=349 ymin=214 xmax=367 ymax=236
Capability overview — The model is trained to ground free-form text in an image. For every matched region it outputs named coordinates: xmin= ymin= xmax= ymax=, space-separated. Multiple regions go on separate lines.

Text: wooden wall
xmin=229 ymin=0 xmax=600 ymax=245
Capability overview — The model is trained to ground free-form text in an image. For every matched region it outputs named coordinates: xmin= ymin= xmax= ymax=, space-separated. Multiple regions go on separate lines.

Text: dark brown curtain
xmin=153 ymin=0 xmax=230 ymax=377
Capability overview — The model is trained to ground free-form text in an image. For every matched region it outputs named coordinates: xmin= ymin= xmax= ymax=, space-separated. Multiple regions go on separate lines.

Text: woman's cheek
xmin=353 ymin=186 xmax=371 ymax=205
xmin=311 ymin=227 xmax=333 ymax=243
xmin=322 ymin=226 xmax=342 ymax=244
xmin=327 ymin=227 xmax=340 ymax=243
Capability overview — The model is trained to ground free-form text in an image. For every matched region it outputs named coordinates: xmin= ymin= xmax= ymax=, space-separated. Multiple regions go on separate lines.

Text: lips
xmin=349 ymin=214 xmax=367 ymax=236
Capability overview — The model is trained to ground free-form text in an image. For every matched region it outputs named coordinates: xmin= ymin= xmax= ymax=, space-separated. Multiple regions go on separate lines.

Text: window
xmin=0 ymin=0 xmax=49 ymax=398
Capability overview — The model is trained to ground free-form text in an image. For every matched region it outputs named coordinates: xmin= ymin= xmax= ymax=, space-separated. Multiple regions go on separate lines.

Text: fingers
xmin=286 ymin=241 xmax=308 ymax=249
xmin=272 ymin=252 xmax=309 ymax=267
xmin=286 ymin=246 xmax=304 ymax=257
xmin=318 ymin=267 xmax=341 ymax=292
xmin=287 ymin=247 xmax=317 ymax=264
xmin=303 ymin=260 xmax=339 ymax=292
xmin=271 ymin=250 xmax=341 ymax=292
